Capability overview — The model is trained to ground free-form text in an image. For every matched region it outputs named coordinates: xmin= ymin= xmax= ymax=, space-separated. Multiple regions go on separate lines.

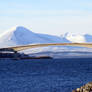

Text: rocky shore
xmin=72 ymin=82 xmax=92 ymax=92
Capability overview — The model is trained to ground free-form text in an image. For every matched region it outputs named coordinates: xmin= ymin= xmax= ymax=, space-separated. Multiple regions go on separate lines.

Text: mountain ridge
xmin=63 ymin=32 xmax=92 ymax=43
xmin=0 ymin=26 xmax=92 ymax=48
xmin=0 ymin=26 xmax=69 ymax=47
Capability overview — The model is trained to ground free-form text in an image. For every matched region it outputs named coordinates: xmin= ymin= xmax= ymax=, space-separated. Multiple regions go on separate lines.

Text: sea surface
xmin=0 ymin=58 xmax=92 ymax=92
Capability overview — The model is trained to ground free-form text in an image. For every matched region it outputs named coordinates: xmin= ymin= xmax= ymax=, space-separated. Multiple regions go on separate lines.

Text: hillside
xmin=0 ymin=26 xmax=69 ymax=48
xmin=63 ymin=32 xmax=92 ymax=43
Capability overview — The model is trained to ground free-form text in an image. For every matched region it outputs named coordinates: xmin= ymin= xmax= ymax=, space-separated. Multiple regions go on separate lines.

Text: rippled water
xmin=0 ymin=58 xmax=92 ymax=92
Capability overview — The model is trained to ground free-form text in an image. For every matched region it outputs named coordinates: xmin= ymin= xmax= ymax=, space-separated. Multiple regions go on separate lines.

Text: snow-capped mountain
xmin=1 ymin=26 xmax=92 ymax=48
xmin=0 ymin=26 xmax=69 ymax=47
xmin=0 ymin=27 xmax=92 ymax=58
xmin=63 ymin=32 xmax=92 ymax=43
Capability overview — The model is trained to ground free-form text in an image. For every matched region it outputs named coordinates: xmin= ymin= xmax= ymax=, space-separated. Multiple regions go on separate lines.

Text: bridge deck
xmin=1 ymin=43 xmax=92 ymax=51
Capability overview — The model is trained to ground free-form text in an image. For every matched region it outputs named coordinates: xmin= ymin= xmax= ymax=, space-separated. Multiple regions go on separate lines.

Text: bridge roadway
xmin=1 ymin=43 xmax=92 ymax=52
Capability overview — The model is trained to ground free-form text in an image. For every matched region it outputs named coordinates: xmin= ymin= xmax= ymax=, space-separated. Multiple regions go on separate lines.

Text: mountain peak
xmin=15 ymin=26 xmax=26 ymax=30
xmin=9 ymin=26 xmax=30 ymax=32
xmin=0 ymin=26 xmax=69 ymax=47
xmin=63 ymin=33 xmax=92 ymax=43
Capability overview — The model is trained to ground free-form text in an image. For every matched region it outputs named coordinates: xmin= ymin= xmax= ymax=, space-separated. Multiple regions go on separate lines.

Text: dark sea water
xmin=0 ymin=58 xmax=92 ymax=92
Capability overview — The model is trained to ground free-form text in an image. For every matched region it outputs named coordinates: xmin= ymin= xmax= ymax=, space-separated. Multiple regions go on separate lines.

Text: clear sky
xmin=0 ymin=0 xmax=92 ymax=36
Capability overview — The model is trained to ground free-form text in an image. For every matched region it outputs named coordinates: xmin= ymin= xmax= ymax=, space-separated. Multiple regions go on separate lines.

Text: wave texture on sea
xmin=0 ymin=58 xmax=92 ymax=92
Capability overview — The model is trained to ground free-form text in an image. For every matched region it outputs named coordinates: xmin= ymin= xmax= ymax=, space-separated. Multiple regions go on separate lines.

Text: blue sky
xmin=0 ymin=0 xmax=92 ymax=35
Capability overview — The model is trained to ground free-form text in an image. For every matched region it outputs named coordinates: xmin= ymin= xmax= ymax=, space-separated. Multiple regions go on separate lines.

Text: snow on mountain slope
xmin=0 ymin=26 xmax=69 ymax=48
xmin=63 ymin=33 xmax=92 ymax=43
xmin=63 ymin=33 xmax=85 ymax=43
xmin=84 ymin=34 xmax=92 ymax=42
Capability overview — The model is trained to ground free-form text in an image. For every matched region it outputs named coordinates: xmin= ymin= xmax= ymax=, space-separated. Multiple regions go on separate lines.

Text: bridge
xmin=0 ymin=43 xmax=92 ymax=59
xmin=1 ymin=43 xmax=92 ymax=52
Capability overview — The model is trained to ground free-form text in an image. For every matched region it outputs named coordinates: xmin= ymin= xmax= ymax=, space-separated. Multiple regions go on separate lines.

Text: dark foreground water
xmin=0 ymin=58 xmax=92 ymax=92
